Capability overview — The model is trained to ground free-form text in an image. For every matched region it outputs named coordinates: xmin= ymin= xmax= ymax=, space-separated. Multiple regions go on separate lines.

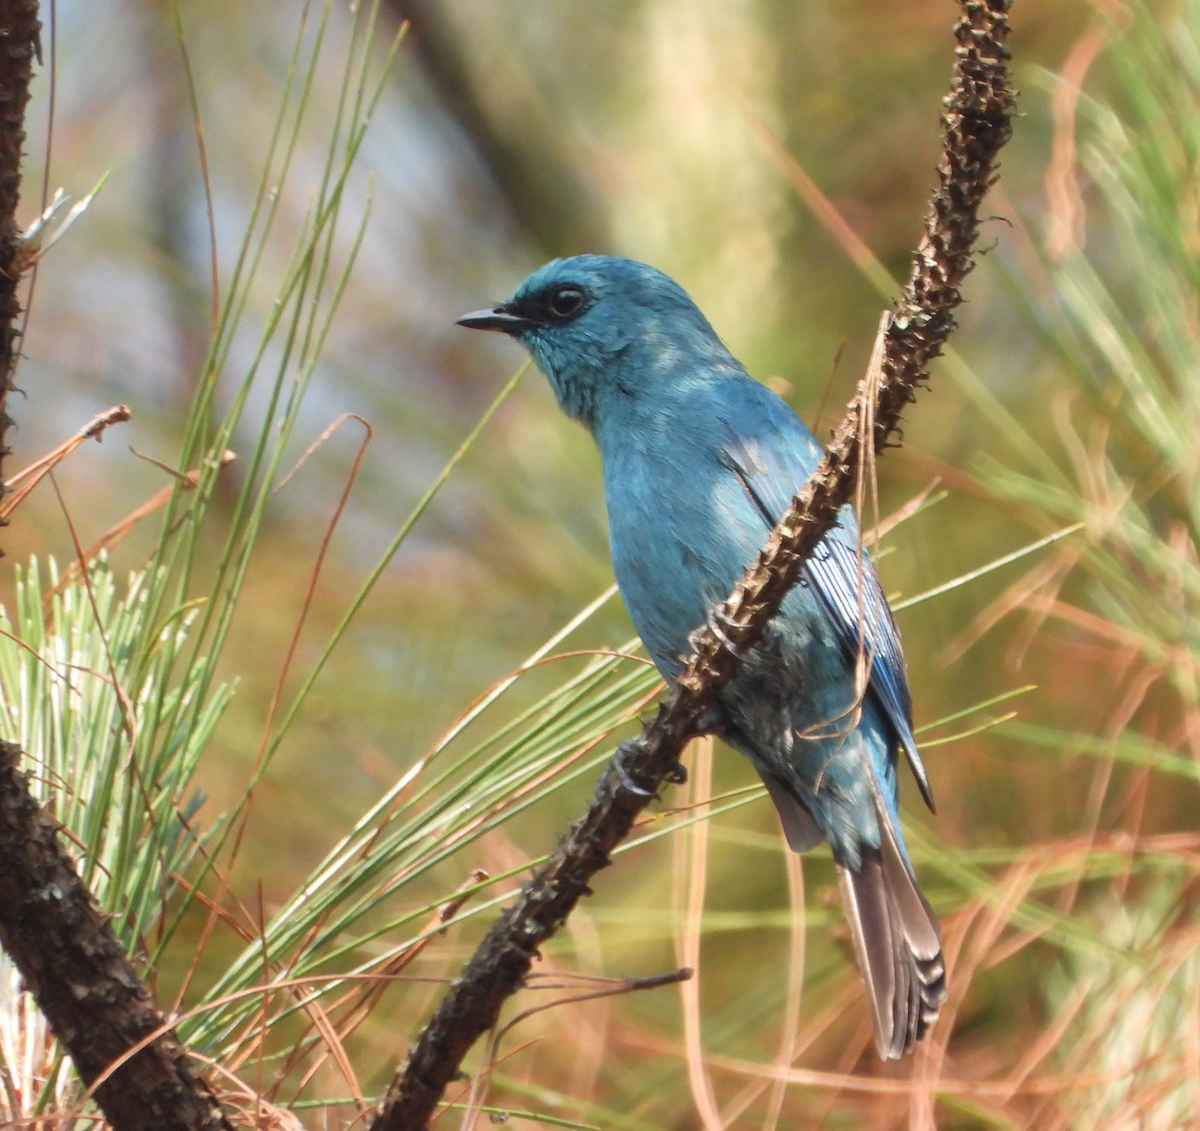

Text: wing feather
xmin=714 ymin=382 xmax=935 ymax=810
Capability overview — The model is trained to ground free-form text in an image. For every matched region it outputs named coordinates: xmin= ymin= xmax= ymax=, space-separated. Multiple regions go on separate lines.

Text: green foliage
xmin=0 ymin=559 xmax=226 ymax=942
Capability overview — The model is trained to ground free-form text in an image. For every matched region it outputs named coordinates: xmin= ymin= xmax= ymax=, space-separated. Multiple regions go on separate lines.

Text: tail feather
xmin=836 ymin=814 xmax=946 ymax=1059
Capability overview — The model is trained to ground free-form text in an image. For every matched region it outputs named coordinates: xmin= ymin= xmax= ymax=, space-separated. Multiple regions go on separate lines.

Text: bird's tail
xmin=836 ymin=807 xmax=946 ymax=1060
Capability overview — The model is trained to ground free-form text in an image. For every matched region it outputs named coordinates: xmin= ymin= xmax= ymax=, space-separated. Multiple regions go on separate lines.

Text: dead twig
xmin=1 ymin=404 xmax=131 ymax=519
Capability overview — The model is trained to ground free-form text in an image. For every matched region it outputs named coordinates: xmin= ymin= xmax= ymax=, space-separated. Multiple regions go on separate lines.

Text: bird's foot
xmin=689 ymin=607 xmax=745 ymax=658
xmin=611 ymin=739 xmax=654 ymax=797
xmin=663 ymin=760 xmax=688 ymax=786
xmin=610 ymin=739 xmax=688 ymax=796
xmin=685 ymin=705 xmax=723 ymax=740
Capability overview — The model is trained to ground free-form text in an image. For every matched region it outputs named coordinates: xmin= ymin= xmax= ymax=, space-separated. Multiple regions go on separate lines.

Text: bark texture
xmin=0 ymin=741 xmax=231 ymax=1131
xmin=0 ymin=0 xmax=38 ymax=492
xmin=369 ymin=4 xmax=1016 ymax=1130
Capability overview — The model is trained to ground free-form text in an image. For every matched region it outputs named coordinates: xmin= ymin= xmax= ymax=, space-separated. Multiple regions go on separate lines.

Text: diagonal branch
xmin=371 ymin=4 xmax=1016 ymax=1129
xmin=0 ymin=741 xmax=232 ymax=1131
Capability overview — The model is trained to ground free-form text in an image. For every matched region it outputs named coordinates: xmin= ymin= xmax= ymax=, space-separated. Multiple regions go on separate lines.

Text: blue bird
xmin=459 ymin=255 xmax=945 ymax=1058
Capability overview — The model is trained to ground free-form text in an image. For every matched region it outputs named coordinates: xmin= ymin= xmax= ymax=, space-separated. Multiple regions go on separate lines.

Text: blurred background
xmin=6 ymin=0 xmax=1200 ymax=1127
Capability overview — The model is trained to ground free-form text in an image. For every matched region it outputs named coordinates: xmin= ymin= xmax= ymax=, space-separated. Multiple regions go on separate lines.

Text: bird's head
xmin=458 ymin=255 xmax=732 ymax=427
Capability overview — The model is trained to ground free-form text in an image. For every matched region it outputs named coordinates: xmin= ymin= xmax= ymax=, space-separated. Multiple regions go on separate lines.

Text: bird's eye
xmin=548 ymin=285 xmax=586 ymax=318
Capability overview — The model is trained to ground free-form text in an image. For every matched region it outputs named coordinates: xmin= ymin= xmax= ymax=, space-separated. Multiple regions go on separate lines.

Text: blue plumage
xmin=459 ymin=254 xmax=945 ymax=1058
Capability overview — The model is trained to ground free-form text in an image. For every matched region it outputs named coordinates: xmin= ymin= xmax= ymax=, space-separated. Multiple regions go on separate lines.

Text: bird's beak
xmin=456 ymin=305 xmax=541 ymax=334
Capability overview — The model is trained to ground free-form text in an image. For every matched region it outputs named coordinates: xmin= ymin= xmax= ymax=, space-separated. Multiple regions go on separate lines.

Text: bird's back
xmin=596 ymin=372 xmax=886 ymax=853
xmin=596 ymin=367 xmax=945 ymax=1058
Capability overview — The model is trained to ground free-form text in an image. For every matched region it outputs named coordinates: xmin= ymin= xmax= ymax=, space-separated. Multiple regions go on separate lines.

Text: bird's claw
xmin=686 ymin=705 xmax=723 ymax=740
xmin=664 ymin=761 xmax=688 ymax=785
xmin=610 ymin=740 xmax=688 ymax=796
xmin=611 ymin=740 xmax=654 ymax=798
xmin=689 ymin=607 xmax=744 ymax=658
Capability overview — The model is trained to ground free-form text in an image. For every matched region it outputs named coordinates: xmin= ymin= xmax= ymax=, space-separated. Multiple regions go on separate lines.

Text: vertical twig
xmin=0 ymin=10 xmax=232 ymax=1126
xmin=0 ymin=0 xmax=39 ymax=495
xmin=369 ymin=4 xmax=1015 ymax=1130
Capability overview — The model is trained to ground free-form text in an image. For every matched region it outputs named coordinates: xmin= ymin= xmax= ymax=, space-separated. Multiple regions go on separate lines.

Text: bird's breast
xmin=600 ymin=432 xmax=767 ymax=676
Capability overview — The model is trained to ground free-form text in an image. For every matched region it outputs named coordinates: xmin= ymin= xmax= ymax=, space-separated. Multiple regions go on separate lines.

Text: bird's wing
xmin=713 ymin=380 xmax=935 ymax=811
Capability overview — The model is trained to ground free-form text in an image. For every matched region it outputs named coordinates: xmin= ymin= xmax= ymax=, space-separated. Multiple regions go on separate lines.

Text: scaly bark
xmin=0 ymin=1 xmax=38 ymax=495
xmin=0 ymin=742 xmax=231 ymax=1131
